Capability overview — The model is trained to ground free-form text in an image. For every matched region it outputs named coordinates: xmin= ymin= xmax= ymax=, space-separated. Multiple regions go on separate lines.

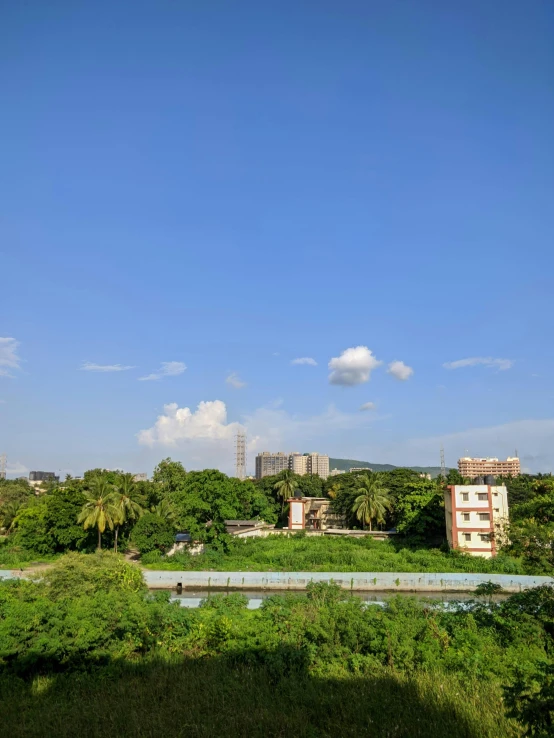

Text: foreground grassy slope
xmin=1 ymin=660 xmax=518 ymax=738
xmin=142 ymin=534 xmax=526 ymax=574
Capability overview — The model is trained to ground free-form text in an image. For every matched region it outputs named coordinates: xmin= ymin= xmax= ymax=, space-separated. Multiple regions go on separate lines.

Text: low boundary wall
xmin=2 ymin=569 xmax=551 ymax=593
xmin=141 ymin=570 xmax=553 ymax=593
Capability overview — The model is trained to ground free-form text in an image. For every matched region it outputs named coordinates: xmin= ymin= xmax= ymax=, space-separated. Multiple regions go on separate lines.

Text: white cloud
xmin=0 ymin=337 xmax=21 ymax=378
xmin=137 ymin=400 xmax=240 ymax=447
xmin=359 ymin=402 xmax=376 ymax=411
xmin=226 ymin=372 xmax=247 ymax=389
xmin=81 ymin=362 xmax=135 ymax=372
xmin=291 ymin=357 xmax=318 ymax=366
xmin=443 ymin=357 xmax=514 ymax=371
xmin=328 ymin=346 xmax=382 ymax=386
xmin=139 ymin=361 xmax=187 ymax=381
xmin=387 ymin=360 xmax=414 ymax=381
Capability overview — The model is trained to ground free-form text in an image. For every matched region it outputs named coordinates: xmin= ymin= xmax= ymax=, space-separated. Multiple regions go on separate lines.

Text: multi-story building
xmin=288 ymin=497 xmax=345 ymax=531
xmin=289 ymin=453 xmax=308 ymax=475
xmin=349 ymin=467 xmax=373 ymax=474
xmin=458 ymin=457 xmax=520 ymax=478
xmin=444 ymin=484 xmax=509 ymax=558
xmin=28 ymin=471 xmax=59 ymax=489
xmin=306 ymin=453 xmax=330 ymax=479
xmin=133 ymin=473 xmax=148 ymax=482
xmin=328 ymin=468 xmax=345 ymax=477
xmin=255 ymin=452 xmax=290 ymax=479
xmin=255 ymin=452 xmax=330 ymax=479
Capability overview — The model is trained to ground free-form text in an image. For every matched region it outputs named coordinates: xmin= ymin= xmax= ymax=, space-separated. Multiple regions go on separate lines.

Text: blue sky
xmin=2 ymin=0 xmax=553 ymax=477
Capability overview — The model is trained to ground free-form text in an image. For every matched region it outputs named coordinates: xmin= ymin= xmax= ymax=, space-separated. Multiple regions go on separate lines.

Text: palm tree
xmin=77 ymin=478 xmax=118 ymax=550
xmin=352 ymin=474 xmax=392 ymax=531
xmin=112 ymin=473 xmax=146 ymax=553
xmin=327 ymin=482 xmax=342 ymax=500
xmin=152 ymin=498 xmax=177 ymax=525
xmin=273 ymin=469 xmax=300 ymax=512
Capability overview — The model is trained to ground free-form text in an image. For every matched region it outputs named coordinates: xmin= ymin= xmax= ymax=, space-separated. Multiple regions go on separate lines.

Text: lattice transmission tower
xmin=440 ymin=446 xmax=446 ymax=479
xmin=0 ymin=454 xmax=6 ymax=480
xmin=235 ymin=431 xmax=247 ymax=480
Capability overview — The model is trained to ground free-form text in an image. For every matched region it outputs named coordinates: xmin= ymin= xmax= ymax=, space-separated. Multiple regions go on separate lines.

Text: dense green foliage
xmin=131 ymin=513 xmax=175 ymax=554
xmin=142 ymin=534 xmax=525 ymax=573
xmin=2 ymin=554 xmax=554 ymax=735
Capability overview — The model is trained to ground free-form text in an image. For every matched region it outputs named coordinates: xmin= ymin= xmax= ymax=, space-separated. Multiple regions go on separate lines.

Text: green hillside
xmin=329 ymin=458 xmax=448 ymax=478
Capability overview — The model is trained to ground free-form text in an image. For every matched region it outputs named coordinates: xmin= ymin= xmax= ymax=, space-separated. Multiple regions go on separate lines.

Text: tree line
xmin=1 ymin=461 xmax=554 ymax=574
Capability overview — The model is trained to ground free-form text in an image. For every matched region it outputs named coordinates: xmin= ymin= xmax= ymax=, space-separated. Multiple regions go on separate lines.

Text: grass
xmin=0 ymin=543 xmax=59 ymax=569
xmin=141 ymin=534 xmax=527 ymax=574
xmin=0 ymin=658 xmax=520 ymax=738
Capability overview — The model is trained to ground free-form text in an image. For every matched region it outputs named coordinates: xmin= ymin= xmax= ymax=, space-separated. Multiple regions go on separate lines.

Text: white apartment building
xmin=255 ymin=452 xmax=330 ymax=479
xmin=444 ymin=484 xmax=509 ymax=558
xmin=458 ymin=457 xmax=520 ymax=478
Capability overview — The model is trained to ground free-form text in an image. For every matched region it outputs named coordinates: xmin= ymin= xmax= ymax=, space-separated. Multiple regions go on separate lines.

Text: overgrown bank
xmin=142 ymin=534 xmax=526 ymax=573
xmin=1 ymin=553 xmax=553 ymax=736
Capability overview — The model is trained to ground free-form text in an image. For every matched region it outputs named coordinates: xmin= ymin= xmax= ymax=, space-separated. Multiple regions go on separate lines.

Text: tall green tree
xmin=77 ymin=479 xmax=118 ymax=550
xmin=112 ymin=473 xmax=146 ymax=553
xmin=273 ymin=469 xmax=300 ymax=512
xmin=352 ymin=474 xmax=392 ymax=531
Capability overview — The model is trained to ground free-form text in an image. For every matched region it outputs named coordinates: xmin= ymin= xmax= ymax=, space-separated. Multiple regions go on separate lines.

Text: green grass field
xmin=142 ymin=533 xmax=526 ymax=574
xmin=1 ymin=659 xmax=519 ymax=738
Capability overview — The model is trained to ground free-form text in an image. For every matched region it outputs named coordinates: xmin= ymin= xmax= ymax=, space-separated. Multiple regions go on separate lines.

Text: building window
xmin=480 ymin=534 xmax=491 ymax=542
xmin=462 ymin=513 xmax=470 ymax=521
xmin=494 ymin=508 xmax=499 ymax=513
xmin=478 ymin=513 xmax=490 ymax=521
xmin=463 ymin=533 xmax=471 ymax=542
xmin=461 ymin=493 xmax=469 ymax=502
xmin=477 ymin=493 xmax=488 ymax=501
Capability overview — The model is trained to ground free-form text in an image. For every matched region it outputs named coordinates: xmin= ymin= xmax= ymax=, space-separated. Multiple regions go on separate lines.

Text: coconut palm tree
xmin=273 ymin=469 xmax=300 ymax=512
xmin=112 ymin=473 xmax=146 ymax=553
xmin=152 ymin=498 xmax=178 ymax=525
xmin=77 ymin=478 xmax=118 ymax=550
xmin=352 ymin=474 xmax=392 ymax=531
xmin=327 ymin=482 xmax=342 ymax=500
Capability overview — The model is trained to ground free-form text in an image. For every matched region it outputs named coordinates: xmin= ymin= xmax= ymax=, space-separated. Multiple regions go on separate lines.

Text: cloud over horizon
xmin=387 ymin=360 xmax=414 ymax=381
xmin=443 ymin=357 xmax=514 ymax=371
xmin=137 ymin=400 xmax=240 ymax=447
xmin=328 ymin=346 xmax=382 ymax=386
xmin=0 ymin=337 xmax=21 ymax=378
xmin=139 ymin=361 xmax=186 ymax=381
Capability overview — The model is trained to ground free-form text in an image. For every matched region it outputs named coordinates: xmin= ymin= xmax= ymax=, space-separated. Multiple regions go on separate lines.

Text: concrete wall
xmin=2 ymin=568 xmax=551 ymax=593
xmin=141 ymin=570 xmax=553 ymax=593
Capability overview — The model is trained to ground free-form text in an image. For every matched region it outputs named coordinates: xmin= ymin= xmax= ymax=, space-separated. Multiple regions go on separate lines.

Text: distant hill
xmin=329 ymin=458 xmax=448 ymax=478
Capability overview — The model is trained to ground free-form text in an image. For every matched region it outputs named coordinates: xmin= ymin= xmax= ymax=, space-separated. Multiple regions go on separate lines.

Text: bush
xmin=39 ymin=551 xmax=145 ymax=599
xmin=131 ymin=513 xmax=175 ymax=555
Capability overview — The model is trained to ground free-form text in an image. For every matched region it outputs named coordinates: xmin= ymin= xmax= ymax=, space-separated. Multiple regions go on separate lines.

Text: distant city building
xmin=28 ymin=471 xmax=59 ymax=490
xmin=444 ymin=483 xmax=509 ymax=558
xmin=289 ymin=453 xmax=308 ymax=475
xmin=133 ymin=473 xmax=148 ymax=482
xmin=349 ymin=467 xmax=373 ymax=474
xmin=306 ymin=453 xmax=329 ymax=479
xmin=458 ymin=457 xmax=520 ymax=478
xmin=255 ymin=452 xmax=330 ymax=480
xmin=255 ymin=452 xmax=290 ymax=479
xmin=29 ymin=471 xmax=59 ymax=482
xmin=328 ymin=468 xmax=345 ymax=477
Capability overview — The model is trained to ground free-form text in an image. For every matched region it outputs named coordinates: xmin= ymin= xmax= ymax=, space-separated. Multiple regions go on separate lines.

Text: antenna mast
xmin=235 ymin=431 xmax=247 ymax=480
xmin=440 ymin=446 xmax=446 ymax=478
